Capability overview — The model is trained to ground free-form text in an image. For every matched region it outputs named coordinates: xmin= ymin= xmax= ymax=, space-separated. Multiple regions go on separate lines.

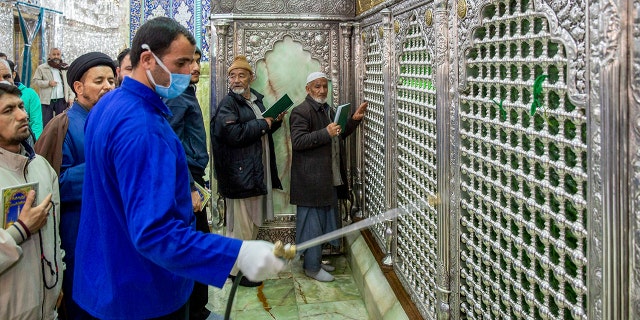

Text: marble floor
xmin=205 ymin=255 xmax=371 ymax=320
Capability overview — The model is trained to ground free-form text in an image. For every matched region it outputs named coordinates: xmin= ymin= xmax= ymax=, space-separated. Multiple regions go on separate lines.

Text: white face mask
xmin=141 ymin=44 xmax=191 ymax=99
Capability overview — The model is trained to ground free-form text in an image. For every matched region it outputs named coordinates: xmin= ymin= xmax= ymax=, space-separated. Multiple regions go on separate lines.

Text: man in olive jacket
xmin=211 ymin=56 xmax=285 ymax=287
xmin=289 ymin=71 xmax=367 ymax=282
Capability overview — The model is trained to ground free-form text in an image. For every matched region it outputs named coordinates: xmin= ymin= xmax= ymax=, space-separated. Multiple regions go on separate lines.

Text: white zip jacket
xmin=0 ymin=142 xmax=63 ymax=320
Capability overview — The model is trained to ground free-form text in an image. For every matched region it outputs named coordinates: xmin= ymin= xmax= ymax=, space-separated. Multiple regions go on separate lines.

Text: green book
xmin=333 ymin=103 xmax=351 ymax=129
xmin=262 ymin=94 xmax=294 ymax=118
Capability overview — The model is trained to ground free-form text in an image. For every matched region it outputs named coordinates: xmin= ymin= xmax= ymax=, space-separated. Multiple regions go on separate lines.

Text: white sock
xmin=304 ymin=268 xmax=335 ymax=282
xmin=320 ymin=264 xmax=335 ymax=272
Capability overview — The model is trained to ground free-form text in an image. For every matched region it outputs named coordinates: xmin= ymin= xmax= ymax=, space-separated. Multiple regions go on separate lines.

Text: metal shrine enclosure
xmin=357 ymin=0 xmax=634 ymax=318
xmin=211 ymin=0 xmax=640 ymax=318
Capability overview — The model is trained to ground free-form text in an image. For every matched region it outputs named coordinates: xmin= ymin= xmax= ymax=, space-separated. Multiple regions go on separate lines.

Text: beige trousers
xmin=228 ymin=197 xmax=260 ymax=276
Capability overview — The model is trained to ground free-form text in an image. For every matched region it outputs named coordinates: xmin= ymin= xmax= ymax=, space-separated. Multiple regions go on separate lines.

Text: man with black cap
xmin=35 ymin=51 xmax=116 ymax=320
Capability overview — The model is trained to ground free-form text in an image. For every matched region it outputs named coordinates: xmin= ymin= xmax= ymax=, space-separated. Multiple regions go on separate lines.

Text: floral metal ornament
xmin=457 ymin=0 xmax=467 ymax=19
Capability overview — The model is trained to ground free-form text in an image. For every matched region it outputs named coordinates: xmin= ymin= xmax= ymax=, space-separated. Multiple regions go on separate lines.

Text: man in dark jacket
xmin=165 ymin=47 xmax=213 ymax=320
xmin=289 ymin=71 xmax=367 ymax=282
xmin=115 ymin=48 xmax=132 ymax=87
xmin=211 ymin=55 xmax=286 ymax=287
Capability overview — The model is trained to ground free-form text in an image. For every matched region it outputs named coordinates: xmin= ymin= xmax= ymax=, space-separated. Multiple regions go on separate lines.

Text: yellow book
xmin=194 ymin=182 xmax=211 ymax=212
xmin=2 ymin=182 xmax=38 ymax=228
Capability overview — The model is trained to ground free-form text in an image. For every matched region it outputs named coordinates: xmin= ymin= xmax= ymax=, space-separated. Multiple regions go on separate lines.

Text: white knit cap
xmin=306 ymin=71 xmax=328 ymax=84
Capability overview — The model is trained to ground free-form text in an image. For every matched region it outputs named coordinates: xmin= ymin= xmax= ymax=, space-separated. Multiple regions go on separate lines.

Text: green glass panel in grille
xmin=458 ymin=0 xmax=588 ymax=319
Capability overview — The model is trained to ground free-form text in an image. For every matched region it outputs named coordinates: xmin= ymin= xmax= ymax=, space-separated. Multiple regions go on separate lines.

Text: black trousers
xmin=83 ymin=302 xmax=189 ymax=320
xmin=153 ymin=303 xmax=189 ymax=320
xmin=189 ymin=173 xmax=211 ymax=320
xmin=42 ymin=98 xmax=68 ymax=128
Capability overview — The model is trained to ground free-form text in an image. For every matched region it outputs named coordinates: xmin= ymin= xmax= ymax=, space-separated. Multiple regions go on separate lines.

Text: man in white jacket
xmin=0 ymin=82 xmax=63 ymax=320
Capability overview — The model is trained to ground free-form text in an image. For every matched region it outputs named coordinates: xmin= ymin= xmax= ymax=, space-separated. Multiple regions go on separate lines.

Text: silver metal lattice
xmin=458 ymin=0 xmax=588 ymax=318
xmin=395 ymin=15 xmax=440 ymax=319
xmin=363 ymin=26 xmax=387 ymax=244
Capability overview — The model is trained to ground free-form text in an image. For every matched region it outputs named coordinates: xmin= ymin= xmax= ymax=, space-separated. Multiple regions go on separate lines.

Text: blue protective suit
xmin=73 ymin=77 xmax=242 ymax=319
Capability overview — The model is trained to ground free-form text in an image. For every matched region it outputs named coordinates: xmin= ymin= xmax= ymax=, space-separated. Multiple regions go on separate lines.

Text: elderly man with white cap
xmin=211 ymin=56 xmax=287 ymax=287
xmin=289 ymin=71 xmax=367 ymax=282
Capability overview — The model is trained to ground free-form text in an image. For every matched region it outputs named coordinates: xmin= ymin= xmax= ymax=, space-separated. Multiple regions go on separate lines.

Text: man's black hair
xmin=0 ymin=83 xmax=22 ymax=98
xmin=195 ymin=47 xmax=202 ymax=57
xmin=117 ymin=48 xmax=131 ymax=66
xmin=6 ymin=59 xmax=20 ymax=83
xmin=0 ymin=52 xmax=7 ymax=59
xmin=130 ymin=17 xmax=196 ymax=68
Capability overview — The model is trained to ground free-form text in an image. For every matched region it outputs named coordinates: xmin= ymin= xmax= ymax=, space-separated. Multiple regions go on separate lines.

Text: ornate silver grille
xmin=210 ymin=0 xmax=637 ymax=317
xmin=395 ymin=14 xmax=439 ymax=319
xmin=362 ymin=26 xmax=387 ymax=241
xmin=458 ymin=0 xmax=588 ymax=318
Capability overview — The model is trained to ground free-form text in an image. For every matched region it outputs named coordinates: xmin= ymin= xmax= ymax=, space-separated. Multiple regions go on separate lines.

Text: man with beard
xmin=164 ymin=46 xmax=213 ymax=320
xmin=211 ymin=56 xmax=286 ymax=287
xmin=0 ymin=82 xmax=62 ymax=320
xmin=35 ymin=52 xmax=116 ymax=320
xmin=32 ymin=48 xmax=74 ymax=127
xmin=289 ymin=72 xmax=367 ymax=282
xmin=116 ymin=48 xmax=132 ymax=86
xmin=2 ymin=59 xmax=43 ymax=141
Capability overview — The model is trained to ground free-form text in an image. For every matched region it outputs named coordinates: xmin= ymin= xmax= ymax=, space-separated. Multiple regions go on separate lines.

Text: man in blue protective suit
xmin=73 ymin=17 xmax=285 ymax=320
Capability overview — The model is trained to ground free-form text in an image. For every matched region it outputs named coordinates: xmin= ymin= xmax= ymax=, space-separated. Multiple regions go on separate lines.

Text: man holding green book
xmin=289 ymin=71 xmax=368 ymax=282
xmin=211 ymin=56 xmax=287 ymax=287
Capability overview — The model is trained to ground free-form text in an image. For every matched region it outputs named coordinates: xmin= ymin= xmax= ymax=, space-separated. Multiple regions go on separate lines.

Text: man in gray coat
xmin=289 ymin=71 xmax=367 ymax=282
